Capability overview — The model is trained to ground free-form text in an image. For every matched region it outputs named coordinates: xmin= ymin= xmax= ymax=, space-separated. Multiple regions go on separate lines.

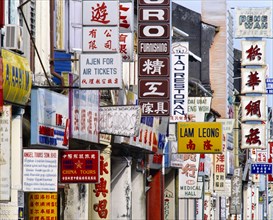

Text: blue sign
xmin=266 ymin=78 xmax=273 ymax=94
xmin=251 ymin=163 xmax=273 ymax=174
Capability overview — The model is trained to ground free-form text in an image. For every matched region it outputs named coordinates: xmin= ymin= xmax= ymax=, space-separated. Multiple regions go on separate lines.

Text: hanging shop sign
xmin=79 ymin=53 xmax=122 ymax=89
xmin=216 ymin=119 xmax=235 ymax=134
xmin=241 ymin=67 xmax=266 ymax=94
xmin=241 ymin=40 xmax=266 ymax=66
xmin=170 ymin=42 xmax=189 ymax=123
xmin=187 ymin=97 xmax=211 ymax=114
xmin=138 ymin=7 xmax=170 ymax=22
xmin=251 ymin=163 xmax=273 ymax=174
xmin=268 ymin=142 xmax=273 ymax=181
xmin=230 ymin=167 xmax=242 ymax=215
xmin=266 ymin=78 xmax=273 ymax=94
xmin=69 ymin=74 xmax=99 ymax=143
xmin=178 ymin=155 xmax=202 ymax=198
xmin=0 ymin=105 xmax=11 ymax=201
xmin=240 ymin=95 xmax=266 ymax=122
xmin=82 ymin=26 xmax=119 ymax=52
xmin=119 ymin=2 xmax=134 ymax=33
xmin=138 ymin=79 xmax=170 ymax=99
xmin=60 ymin=150 xmax=100 ymax=183
xmin=23 ymin=149 xmax=58 ymax=192
xmin=31 ymin=88 xmax=69 ymax=149
xmin=177 ymin=122 xmax=222 ymax=153
xmin=99 ymin=105 xmax=141 ymax=136
xmin=28 ymin=193 xmax=57 ymax=220
xmin=82 ymin=1 xmax=119 ymax=26
xmin=241 ymin=123 xmax=266 ymax=149
xmin=138 ymin=57 xmax=169 ymax=77
xmin=0 ymin=58 xmax=3 ymax=113
xmin=235 ymin=7 xmax=272 ymax=38
xmin=119 ymin=32 xmax=134 ymax=62
xmin=138 ymin=40 xmax=170 ymax=55
xmin=1 ymin=49 xmax=32 ymax=106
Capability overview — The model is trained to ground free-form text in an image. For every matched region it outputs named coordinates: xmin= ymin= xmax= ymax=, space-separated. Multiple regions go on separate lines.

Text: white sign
xmin=99 ymin=105 xmax=141 ymax=136
xmin=235 ymin=7 xmax=272 ymax=38
xmin=82 ymin=26 xmax=119 ymax=52
xmin=241 ymin=40 xmax=266 ymax=66
xmin=241 ymin=67 xmax=266 ymax=94
xmin=80 ymin=53 xmax=122 ymax=88
xmin=120 ymin=2 xmax=134 ymax=33
xmin=170 ymin=42 xmax=189 ymax=122
xmin=120 ymin=32 xmax=134 ymax=62
xmin=241 ymin=95 xmax=266 ymax=121
xmin=241 ymin=123 xmax=266 ymax=149
xmin=187 ymin=97 xmax=211 ymax=114
xmin=0 ymin=105 xmax=11 ymax=201
xmin=23 ymin=150 xmax=58 ymax=192
xmin=178 ymin=154 xmax=201 ymax=198
xmin=82 ymin=1 xmax=119 ymax=26
xmin=31 ymin=89 xmax=69 ymax=149
xmin=216 ymin=119 xmax=235 ymax=134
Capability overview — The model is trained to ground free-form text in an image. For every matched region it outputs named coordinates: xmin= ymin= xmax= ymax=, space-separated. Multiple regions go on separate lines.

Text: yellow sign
xmin=2 ymin=49 xmax=32 ymax=105
xmin=177 ymin=122 xmax=222 ymax=153
xmin=28 ymin=193 xmax=57 ymax=219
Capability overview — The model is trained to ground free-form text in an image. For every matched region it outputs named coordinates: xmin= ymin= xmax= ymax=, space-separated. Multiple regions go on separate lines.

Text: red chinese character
xmin=105 ymin=40 xmax=112 ymax=49
xmin=246 ymin=45 xmax=262 ymax=61
xmin=89 ymin=29 xmax=97 ymax=38
xmin=183 ymin=154 xmax=196 ymax=162
xmin=91 ymin=2 xmax=110 ymax=24
xmin=100 ymin=156 xmax=109 ymax=175
xmin=199 ymin=161 xmax=204 ymax=172
xmin=203 ymin=139 xmax=213 ymax=151
xmin=204 ymin=214 xmax=208 ymax=220
xmin=87 ymin=110 xmax=92 ymax=135
xmin=216 ymin=154 xmax=225 ymax=163
xmin=81 ymin=109 xmax=86 ymax=132
xmin=245 ymin=128 xmax=261 ymax=145
xmin=120 ymin=34 xmax=127 ymax=43
xmin=181 ymin=163 xmax=197 ymax=178
xmin=245 ymin=100 xmax=261 ymax=117
xmin=186 ymin=139 xmax=196 ymax=150
xmin=119 ymin=5 xmax=130 ymax=29
xmin=216 ymin=164 xmax=225 ymax=172
xmin=93 ymin=177 xmax=108 ymax=197
xmin=94 ymin=199 xmax=108 ymax=218
xmin=89 ymin=40 xmax=97 ymax=50
xmin=246 ymin=71 xmax=261 ymax=90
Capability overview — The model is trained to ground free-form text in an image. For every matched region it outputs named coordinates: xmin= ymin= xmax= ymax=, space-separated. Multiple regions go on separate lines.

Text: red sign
xmin=60 ymin=150 xmax=100 ymax=183
xmin=268 ymin=142 xmax=273 ymax=181
xmin=138 ymin=57 xmax=169 ymax=76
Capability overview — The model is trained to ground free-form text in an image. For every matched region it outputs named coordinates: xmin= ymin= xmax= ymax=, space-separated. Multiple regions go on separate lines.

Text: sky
xmin=172 ymin=0 xmax=273 ymax=77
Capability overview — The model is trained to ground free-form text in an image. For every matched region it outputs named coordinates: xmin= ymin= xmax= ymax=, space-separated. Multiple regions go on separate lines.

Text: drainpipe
xmin=49 ymin=0 xmax=64 ymax=87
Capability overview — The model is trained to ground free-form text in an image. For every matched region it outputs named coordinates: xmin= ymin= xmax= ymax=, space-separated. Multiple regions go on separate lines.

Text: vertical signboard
xmin=230 ymin=168 xmax=242 ymax=214
xmin=170 ymin=42 xmax=189 ymax=122
xmin=0 ymin=105 xmax=11 ymax=201
xmin=137 ymin=0 xmax=171 ymax=116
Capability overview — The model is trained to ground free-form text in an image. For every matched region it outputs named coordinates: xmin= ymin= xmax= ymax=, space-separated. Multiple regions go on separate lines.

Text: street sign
xmin=251 ymin=163 xmax=273 ymax=174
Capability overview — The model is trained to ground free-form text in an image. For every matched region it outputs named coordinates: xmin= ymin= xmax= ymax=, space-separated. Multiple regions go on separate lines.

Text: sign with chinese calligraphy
xmin=82 ymin=26 xmax=119 ymax=52
xmin=170 ymin=42 xmax=189 ymax=123
xmin=79 ymin=53 xmax=122 ymax=89
xmin=230 ymin=167 xmax=242 ymax=214
xmin=241 ymin=68 xmax=266 ymax=94
xmin=267 ymin=142 xmax=273 ymax=181
xmin=139 ymin=100 xmax=170 ymax=116
xmin=241 ymin=40 xmax=266 ymax=66
xmin=251 ymin=163 xmax=273 ymax=174
xmin=119 ymin=2 xmax=134 ymax=33
xmin=60 ymin=150 xmax=100 ymax=183
xmin=31 ymin=89 xmax=69 ymax=149
xmin=138 ymin=79 xmax=170 ymax=99
xmin=99 ymin=105 xmax=141 ymax=136
xmin=69 ymin=75 xmax=99 ymax=143
xmin=177 ymin=122 xmax=222 ymax=153
xmin=235 ymin=7 xmax=272 ymax=38
xmin=23 ymin=149 xmax=58 ymax=192
xmin=241 ymin=123 xmax=266 ymax=149
xmin=178 ymin=154 xmax=202 ymax=198
xmin=83 ymin=1 xmax=119 ymax=26
xmin=241 ymin=95 xmax=266 ymax=121
xmin=90 ymin=148 xmax=111 ymax=219
xmin=119 ymin=32 xmax=134 ymax=62
xmin=28 ymin=193 xmax=57 ymax=219
xmin=0 ymin=105 xmax=11 ymax=201
xmin=139 ymin=57 xmax=169 ymax=77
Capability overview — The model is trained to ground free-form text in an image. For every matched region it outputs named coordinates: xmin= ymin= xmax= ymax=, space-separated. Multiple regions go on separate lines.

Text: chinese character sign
xmin=235 ymin=7 xmax=272 ymax=38
xmin=230 ymin=168 xmax=242 ymax=214
xmin=241 ymin=123 xmax=266 ymax=149
xmin=241 ymin=40 xmax=266 ymax=66
xmin=119 ymin=2 xmax=134 ymax=33
xmin=241 ymin=95 xmax=266 ymax=121
xmin=241 ymin=68 xmax=266 ymax=94
xmin=170 ymin=42 xmax=189 ymax=123
xmin=177 ymin=122 xmax=222 ymax=153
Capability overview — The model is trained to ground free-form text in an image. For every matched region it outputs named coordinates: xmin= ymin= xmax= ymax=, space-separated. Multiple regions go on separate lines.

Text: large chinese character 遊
xmin=91 ymin=2 xmax=110 ymax=24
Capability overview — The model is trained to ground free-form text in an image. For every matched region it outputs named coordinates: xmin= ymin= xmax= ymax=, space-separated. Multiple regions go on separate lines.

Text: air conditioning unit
xmin=4 ymin=24 xmax=23 ymax=53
